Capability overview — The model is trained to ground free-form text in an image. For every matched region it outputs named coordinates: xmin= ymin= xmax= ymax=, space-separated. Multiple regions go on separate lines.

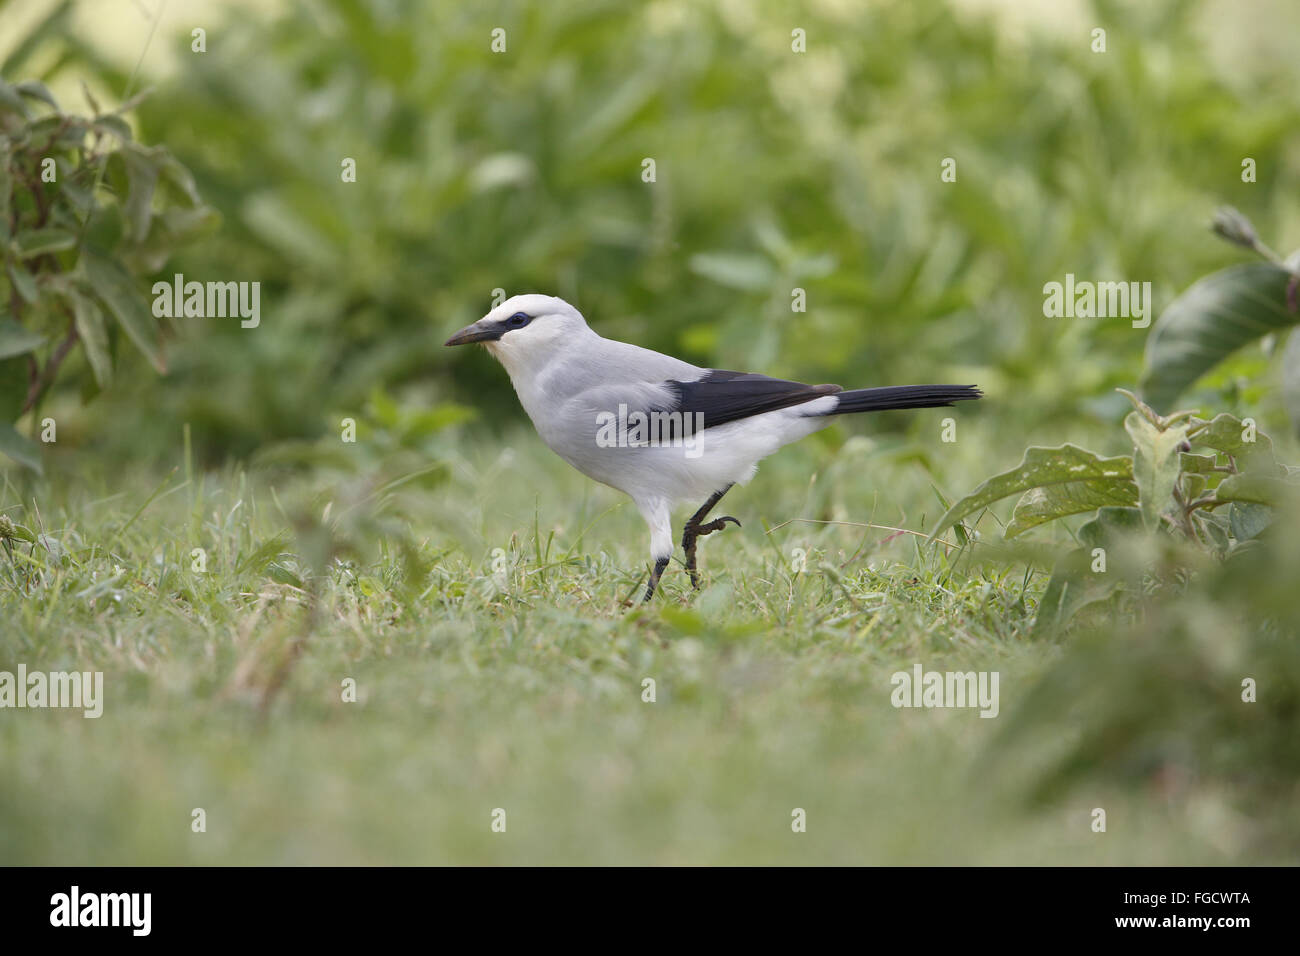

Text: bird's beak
xmin=444 ymin=321 xmax=501 ymax=347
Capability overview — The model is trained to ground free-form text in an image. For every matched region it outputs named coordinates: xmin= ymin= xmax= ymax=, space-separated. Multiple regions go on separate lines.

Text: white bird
xmin=446 ymin=294 xmax=981 ymax=601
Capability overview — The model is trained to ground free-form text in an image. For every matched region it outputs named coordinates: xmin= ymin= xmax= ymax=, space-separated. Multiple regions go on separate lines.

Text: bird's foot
xmin=682 ymin=517 xmax=741 ymax=590
xmin=696 ymin=515 xmax=741 ymax=537
xmin=640 ymin=556 xmax=670 ymax=603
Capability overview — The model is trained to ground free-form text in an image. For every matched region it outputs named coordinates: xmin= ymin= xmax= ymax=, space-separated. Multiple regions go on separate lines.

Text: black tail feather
xmin=822 ymin=384 xmax=982 ymax=415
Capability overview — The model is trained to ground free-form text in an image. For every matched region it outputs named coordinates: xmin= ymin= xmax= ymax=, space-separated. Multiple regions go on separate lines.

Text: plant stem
xmin=20 ymin=318 xmax=79 ymax=416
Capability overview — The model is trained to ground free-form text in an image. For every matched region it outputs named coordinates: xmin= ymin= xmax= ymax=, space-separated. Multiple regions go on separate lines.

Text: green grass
xmin=2 ymin=415 xmax=1292 ymax=865
xmin=4 ymin=0 xmax=1300 ymax=866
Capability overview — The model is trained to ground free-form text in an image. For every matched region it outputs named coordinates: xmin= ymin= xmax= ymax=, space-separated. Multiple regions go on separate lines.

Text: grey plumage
xmin=445 ymin=293 xmax=981 ymax=600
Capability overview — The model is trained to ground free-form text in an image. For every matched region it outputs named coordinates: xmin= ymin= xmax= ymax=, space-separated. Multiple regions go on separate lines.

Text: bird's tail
xmin=821 ymin=384 xmax=982 ymax=415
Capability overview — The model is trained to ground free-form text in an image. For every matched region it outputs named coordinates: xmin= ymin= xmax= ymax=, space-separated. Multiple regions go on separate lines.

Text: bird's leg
xmin=681 ymin=484 xmax=740 ymax=589
xmin=642 ymin=556 xmax=669 ymax=602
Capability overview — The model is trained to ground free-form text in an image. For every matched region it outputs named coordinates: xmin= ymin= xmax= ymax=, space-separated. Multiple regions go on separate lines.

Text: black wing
xmin=661 ymin=370 xmax=842 ymax=432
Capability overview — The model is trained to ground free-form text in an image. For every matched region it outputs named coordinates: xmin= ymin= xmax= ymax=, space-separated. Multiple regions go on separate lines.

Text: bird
xmin=445 ymin=293 xmax=981 ymax=601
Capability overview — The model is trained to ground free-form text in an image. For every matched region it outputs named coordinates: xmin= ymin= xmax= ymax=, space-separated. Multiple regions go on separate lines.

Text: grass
xmin=0 ymin=414 xmax=1290 ymax=864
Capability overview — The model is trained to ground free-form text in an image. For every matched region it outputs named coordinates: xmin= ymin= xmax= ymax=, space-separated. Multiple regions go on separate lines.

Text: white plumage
xmin=446 ymin=293 xmax=980 ymax=599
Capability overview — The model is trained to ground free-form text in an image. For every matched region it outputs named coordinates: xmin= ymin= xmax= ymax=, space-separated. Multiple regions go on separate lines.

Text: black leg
xmin=681 ymin=484 xmax=740 ymax=589
xmin=642 ymin=556 xmax=669 ymax=602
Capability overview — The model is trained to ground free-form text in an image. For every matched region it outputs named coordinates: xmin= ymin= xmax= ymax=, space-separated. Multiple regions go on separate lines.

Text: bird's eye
xmin=506 ymin=312 xmax=531 ymax=329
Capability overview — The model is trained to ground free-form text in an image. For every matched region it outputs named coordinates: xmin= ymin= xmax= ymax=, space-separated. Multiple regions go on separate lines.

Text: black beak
xmin=444 ymin=322 xmax=502 ymax=347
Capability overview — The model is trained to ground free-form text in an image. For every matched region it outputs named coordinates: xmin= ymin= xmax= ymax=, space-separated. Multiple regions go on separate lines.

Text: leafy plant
xmin=1141 ymin=206 xmax=1300 ymax=427
xmin=0 ymin=77 xmax=215 ymax=473
xmin=937 ymin=204 xmax=1300 ymax=638
xmin=932 ymin=389 xmax=1300 ymax=636
xmin=23 ymin=0 xmax=1293 ymax=460
xmin=991 ymin=535 xmax=1300 ymax=825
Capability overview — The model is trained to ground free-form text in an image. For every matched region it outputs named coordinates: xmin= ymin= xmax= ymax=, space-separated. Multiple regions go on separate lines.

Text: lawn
xmin=3 ymin=0 xmax=1299 ymax=867
xmin=2 ymin=411 xmax=1284 ymax=865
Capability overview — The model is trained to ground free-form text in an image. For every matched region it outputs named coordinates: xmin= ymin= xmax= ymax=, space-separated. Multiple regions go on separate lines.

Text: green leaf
xmin=121 ymin=205 xmax=220 ymax=274
xmin=1216 ymin=473 xmax=1300 ymax=507
xmin=4 ymin=521 xmax=39 ymax=543
xmin=5 ymin=259 xmax=39 ymax=303
xmin=1140 ymin=263 xmax=1299 ymax=412
xmin=25 ymin=114 xmax=90 ymax=149
xmin=1195 ymin=510 xmax=1231 ymax=553
xmin=1228 ymin=502 xmax=1273 ymax=542
xmin=1077 ymin=506 xmax=1144 ymax=550
xmin=1178 ymin=452 xmax=1218 ymax=473
xmin=1124 ymin=412 xmax=1189 ymax=530
xmin=931 ymin=444 xmax=1137 ymax=541
xmin=81 ymin=251 xmax=165 ymax=373
xmin=69 ymin=289 xmax=112 ymax=388
xmin=1189 ymin=412 xmax=1274 ymax=472
xmin=61 ymin=181 xmax=94 ymax=218
xmin=1007 ymin=482 xmax=1136 ymax=539
xmin=92 ymin=115 xmax=133 ymax=143
xmin=0 ymin=422 xmax=42 ymax=474
xmin=268 ymin=562 xmax=304 ymax=588
xmin=12 ymin=227 xmax=77 ymax=258
xmin=157 ymin=150 xmax=204 ymax=206
xmin=14 ymin=80 xmax=58 ymax=110
xmin=1030 ymin=547 xmax=1123 ymax=640
xmin=0 ymin=80 xmax=31 ymax=119
xmin=0 ymin=318 xmax=45 ymax=359
xmin=119 ymin=144 xmax=161 ymax=241
xmin=688 ymin=252 xmax=774 ymax=292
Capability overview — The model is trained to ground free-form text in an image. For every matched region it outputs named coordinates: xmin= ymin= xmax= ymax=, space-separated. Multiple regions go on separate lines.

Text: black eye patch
xmin=505 ymin=312 xmax=531 ymax=329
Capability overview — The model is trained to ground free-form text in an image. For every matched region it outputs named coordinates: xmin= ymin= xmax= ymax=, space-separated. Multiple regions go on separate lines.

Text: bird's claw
xmin=697 ymin=515 xmax=740 ymax=536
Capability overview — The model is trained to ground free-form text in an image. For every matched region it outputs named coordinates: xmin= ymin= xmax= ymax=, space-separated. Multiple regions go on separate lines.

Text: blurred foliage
xmin=2 ymin=0 xmax=1300 ymax=860
xmin=1141 ymin=206 xmax=1300 ymax=425
xmin=1 ymin=0 xmax=1293 ymax=461
xmin=0 ymin=75 xmax=214 ymax=472
xmin=994 ymin=515 xmax=1300 ymax=850
xmin=933 ymin=390 xmax=1300 ymax=636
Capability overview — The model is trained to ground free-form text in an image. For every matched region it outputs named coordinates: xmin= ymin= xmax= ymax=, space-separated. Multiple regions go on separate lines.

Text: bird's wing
xmin=559 ymin=370 xmax=839 ymax=442
xmin=659 ymin=370 xmax=842 ymax=431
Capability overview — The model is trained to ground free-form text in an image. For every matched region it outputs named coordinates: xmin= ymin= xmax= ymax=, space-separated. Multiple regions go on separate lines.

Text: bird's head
xmin=444 ymin=294 xmax=589 ymax=368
